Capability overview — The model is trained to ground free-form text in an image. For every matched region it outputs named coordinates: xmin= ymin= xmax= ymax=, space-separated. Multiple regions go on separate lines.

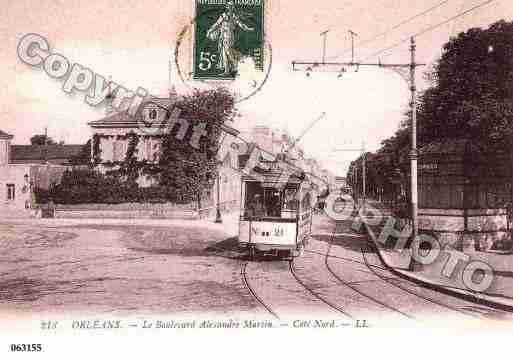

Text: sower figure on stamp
xmin=206 ymin=0 xmax=254 ymax=76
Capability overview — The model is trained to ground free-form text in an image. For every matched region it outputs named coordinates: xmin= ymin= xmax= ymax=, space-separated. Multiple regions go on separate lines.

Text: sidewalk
xmin=0 ymin=211 xmax=240 ymax=236
xmin=363 ymin=199 xmax=513 ymax=311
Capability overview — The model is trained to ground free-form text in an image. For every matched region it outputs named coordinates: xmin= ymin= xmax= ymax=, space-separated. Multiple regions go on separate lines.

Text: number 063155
xmin=10 ymin=344 xmax=42 ymax=352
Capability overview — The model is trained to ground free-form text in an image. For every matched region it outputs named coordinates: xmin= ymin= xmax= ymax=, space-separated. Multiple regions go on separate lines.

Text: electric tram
xmin=238 ymin=167 xmax=314 ymax=260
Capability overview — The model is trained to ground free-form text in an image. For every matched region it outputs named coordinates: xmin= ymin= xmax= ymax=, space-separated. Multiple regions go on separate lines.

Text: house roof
xmin=0 ymin=130 xmax=14 ymax=140
xmin=10 ymin=145 xmax=84 ymax=162
xmin=87 ymin=96 xmax=242 ymax=140
xmin=88 ymin=97 xmax=174 ymax=127
xmin=88 ymin=111 xmax=137 ymax=127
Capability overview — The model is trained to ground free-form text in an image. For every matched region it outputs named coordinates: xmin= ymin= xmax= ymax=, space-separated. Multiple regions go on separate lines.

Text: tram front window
xmin=243 ymin=182 xmax=298 ymax=219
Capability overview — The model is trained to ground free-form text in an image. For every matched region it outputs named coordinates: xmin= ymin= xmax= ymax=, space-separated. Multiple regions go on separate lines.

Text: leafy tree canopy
xmin=419 ymin=19 xmax=513 ymax=149
xmin=158 ymin=87 xmax=235 ymax=199
xmin=347 ymin=20 xmax=513 ymax=202
xmin=30 ymin=134 xmax=56 ymax=145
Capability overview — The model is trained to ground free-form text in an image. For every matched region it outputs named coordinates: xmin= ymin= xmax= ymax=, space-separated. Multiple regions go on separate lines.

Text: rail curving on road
xmin=240 ymin=261 xmax=280 ymax=319
xmin=288 ymin=260 xmax=354 ymax=319
xmin=324 ymin=223 xmax=414 ymax=319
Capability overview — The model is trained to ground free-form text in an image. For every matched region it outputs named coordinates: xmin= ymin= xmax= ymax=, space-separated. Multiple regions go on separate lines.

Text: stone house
xmin=0 ymin=130 xmax=75 ymax=217
xmin=88 ymin=96 xmax=245 ymax=208
xmin=87 ymin=97 xmax=174 ymax=187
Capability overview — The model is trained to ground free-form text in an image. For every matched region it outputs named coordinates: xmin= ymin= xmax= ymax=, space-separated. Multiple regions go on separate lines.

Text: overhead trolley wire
xmin=328 ymin=0 xmax=450 ymax=61
xmin=362 ymin=0 xmax=497 ymax=60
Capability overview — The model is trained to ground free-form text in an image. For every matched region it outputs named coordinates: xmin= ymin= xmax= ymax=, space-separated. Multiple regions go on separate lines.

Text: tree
xmin=69 ymin=140 xmax=92 ymax=166
xmin=158 ymin=87 xmax=235 ymax=203
xmin=418 ymin=20 xmax=513 ymax=149
xmin=349 ymin=20 xmax=513 ymax=209
xmin=30 ymin=134 xmax=56 ymax=145
xmin=50 ymin=88 xmax=236 ymax=205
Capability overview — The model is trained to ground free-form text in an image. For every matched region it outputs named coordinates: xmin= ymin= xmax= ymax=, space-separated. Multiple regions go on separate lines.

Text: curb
xmin=363 ymin=222 xmax=513 ymax=313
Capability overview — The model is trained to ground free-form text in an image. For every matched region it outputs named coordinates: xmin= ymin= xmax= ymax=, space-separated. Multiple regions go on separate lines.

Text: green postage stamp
xmin=193 ymin=0 xmax=265 ymax=80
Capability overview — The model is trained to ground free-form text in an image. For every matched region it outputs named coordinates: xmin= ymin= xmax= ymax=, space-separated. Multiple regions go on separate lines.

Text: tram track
xmin=359 ymin=241 xmax=479 ymax=319
xmin=222 ymin=212 xmax=478 ymax=320
xmin=312 ymin=213 xmax=480 ymax=320
xmin=240 ymin=261 xmax=280 ymax=319
xmin=349 ymin=207 xmax=486 ymax=318
xmin=214 ymin=242 xmax=353 ymax=319
xmin=288 ymin=260 xmax=354 ymax=319
xmin=324 ymin=225 xmax=414 ymax=320
xmin=207 ymin=242 xmax=281 ymax=319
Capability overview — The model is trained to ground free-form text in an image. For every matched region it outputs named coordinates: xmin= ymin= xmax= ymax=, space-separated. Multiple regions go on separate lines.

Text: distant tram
xmin=238 ymin=167 xmax=314 ymax=260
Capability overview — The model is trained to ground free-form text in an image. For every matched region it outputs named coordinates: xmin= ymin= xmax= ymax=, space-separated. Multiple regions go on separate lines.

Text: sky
xmin=1 ymin=0 xmax=512 ymax=175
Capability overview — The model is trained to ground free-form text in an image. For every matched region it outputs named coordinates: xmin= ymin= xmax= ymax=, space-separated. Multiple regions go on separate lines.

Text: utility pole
xmin=43 ymin=127 xmax=48 ymax=163
xmin=348 ymin=30 xmax=358 ymax=63
xmin=354 ymin=163 xmax=358 ymax=198
xmin=215 ymin=169 xmax=222 ymax=223
xmin=408 ymin=37 xmax=420 ymax=271
xmin=320 ymin=30 xmax=330 ymax=64
xmin=293 ymin=36 xmax=424 ymax=271
xmin=355 ymin=164 xmax=358 ymax=199
xmin=362 ymin=141 xmax=366 ymax=214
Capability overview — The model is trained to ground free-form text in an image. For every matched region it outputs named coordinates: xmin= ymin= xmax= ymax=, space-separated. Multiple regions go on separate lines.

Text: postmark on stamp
xmin=175 ymin=0 xmax=271 ymax=103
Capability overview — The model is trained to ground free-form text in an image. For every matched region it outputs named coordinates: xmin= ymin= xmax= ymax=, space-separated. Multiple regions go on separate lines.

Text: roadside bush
xmin=49 ymin=169 xmax=196 ymax=204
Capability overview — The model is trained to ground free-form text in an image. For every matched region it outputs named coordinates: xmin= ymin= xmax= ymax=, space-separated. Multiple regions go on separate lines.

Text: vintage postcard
xmin=2 ymin=0 xmax=513 ymax=357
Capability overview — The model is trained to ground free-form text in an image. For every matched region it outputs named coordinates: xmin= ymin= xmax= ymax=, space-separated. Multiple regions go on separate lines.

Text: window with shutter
xmin=6 ymin=184 xmax=15 ymax=201
xmin=113 ymin=141 xmax=124 ymax=162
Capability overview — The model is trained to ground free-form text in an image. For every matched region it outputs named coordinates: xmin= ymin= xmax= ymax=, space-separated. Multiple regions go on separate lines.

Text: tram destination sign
xmin=193 ymin=0 xmax=265 ymax=80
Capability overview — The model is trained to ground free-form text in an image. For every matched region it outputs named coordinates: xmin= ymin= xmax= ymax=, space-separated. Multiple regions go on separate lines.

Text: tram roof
xmin=241 ymin=169 xmax=305 ymax=184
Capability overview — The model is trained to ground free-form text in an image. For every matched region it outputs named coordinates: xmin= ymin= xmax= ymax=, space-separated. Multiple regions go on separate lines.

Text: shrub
xmin=48 ymin=169 xmax=201 ymax=204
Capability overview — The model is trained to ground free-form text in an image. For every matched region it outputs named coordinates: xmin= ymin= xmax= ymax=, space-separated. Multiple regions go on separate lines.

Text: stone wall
xmin=52 ymin=200 xmax=240 ymax=220
xmin=54 ymin=208 xmax=199 ymax=220
xmin=419 ymin=208 xmax=509 ymax=251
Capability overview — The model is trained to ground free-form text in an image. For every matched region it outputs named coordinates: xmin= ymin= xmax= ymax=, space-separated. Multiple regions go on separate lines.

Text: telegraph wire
xmin=327 ymin=0 xmax=449 ymax=61
xmin=362 ymin=0 xmax=496 ymax=60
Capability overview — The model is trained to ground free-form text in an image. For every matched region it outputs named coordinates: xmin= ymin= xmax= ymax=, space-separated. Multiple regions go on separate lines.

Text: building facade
xmin=87 ymin=98 xmax=174 ymax=187
xmin=0 ymin=130 xmax=70 ymax=217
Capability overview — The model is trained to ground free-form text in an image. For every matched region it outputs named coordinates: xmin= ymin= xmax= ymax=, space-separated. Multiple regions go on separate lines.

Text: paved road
xmin=303 ymin=217 xmax=513 ymax=324
xmin=242 ymin=212 xmax=513 ymax=325
xmin=1 ymin=213 xmax=512 ymax=326
xmin=0 ymin=220 xmax=255 ymax=316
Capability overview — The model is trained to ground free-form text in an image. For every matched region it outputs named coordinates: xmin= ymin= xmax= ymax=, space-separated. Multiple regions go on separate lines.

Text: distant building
xmin=0 ymin=130 xmax=78 ymax=217
xmin=10 ymin=144 xmax=84 ymax=165
xmin=0 ymin=130 xmax=13 ymax=166
xmin=250 ymin=125 xmax=300 ymax=158
xmin=335 ymin=176 xmax=347 ymax=189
